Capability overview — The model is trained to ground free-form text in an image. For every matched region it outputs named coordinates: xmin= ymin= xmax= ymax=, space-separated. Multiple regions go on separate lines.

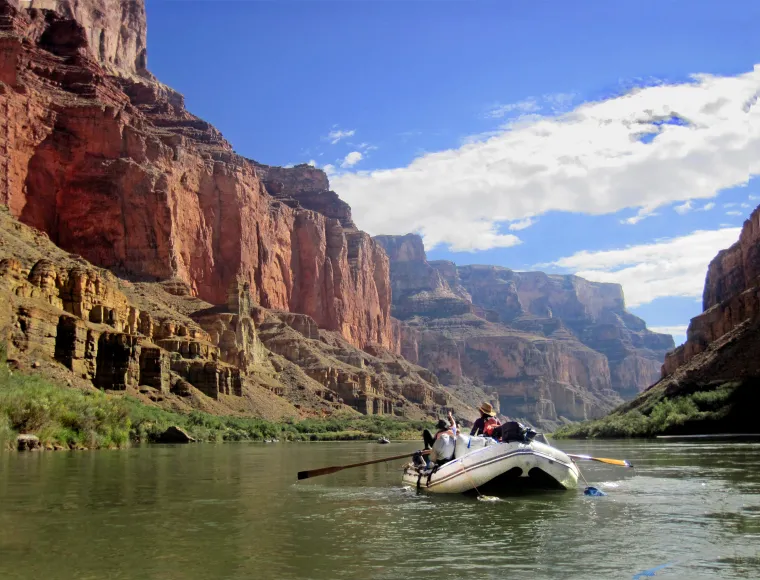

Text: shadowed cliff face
xmin=0 ymin=0 xmax=394 ymax=352
xmin=663 ymin=205 xmax=760 ymax=376
xmin=375 ymin=234 xmax=674 ymax=429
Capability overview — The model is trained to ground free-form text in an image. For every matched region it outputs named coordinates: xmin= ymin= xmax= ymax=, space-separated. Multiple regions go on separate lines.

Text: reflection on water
xmin=0 ymin=440 xmax=759 ymax=579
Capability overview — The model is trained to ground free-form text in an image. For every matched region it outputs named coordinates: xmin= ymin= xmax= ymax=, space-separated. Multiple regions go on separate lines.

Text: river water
xmin=0 ymin=440 xmax=759 ymax=580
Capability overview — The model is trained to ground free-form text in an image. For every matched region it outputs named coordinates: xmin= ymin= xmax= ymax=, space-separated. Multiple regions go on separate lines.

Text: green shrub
xmin=0 ymin=361 xmax=433 ymax=448
xmin=552 ymin=382 xmax=743 ymax=439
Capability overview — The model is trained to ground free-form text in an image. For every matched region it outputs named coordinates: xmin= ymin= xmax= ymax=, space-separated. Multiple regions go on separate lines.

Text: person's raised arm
xmin=448 ymin=411 xmax=457 ymax=434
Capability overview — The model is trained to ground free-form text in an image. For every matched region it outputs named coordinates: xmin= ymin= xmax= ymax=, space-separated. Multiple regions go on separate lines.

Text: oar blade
xmin=567 ymin=453 xmax=633 ymax=468
xmin=298 ymin=466 xmax=343 ymax=480
xmin=598 ymin=457 xmax=633 ymax=468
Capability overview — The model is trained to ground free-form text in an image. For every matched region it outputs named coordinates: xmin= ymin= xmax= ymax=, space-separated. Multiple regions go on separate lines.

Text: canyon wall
xmin=662 ymin=205 xmax=760 ymax=376
xmin=375 ymin=234 xmax=674 ymax=429
xmin=0 ymin=0 xmax=393 ymax=351
xmin=0 ymin=0 xmax=471 ymax=422
xmin=0 ymin=207 xmax=462 ymax=421
xmin=572 ymin=205 xmax=760 ymax=437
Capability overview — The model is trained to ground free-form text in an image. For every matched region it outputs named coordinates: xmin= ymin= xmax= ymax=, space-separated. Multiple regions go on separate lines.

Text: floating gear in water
xmin=583 ymin=486 xmax=607 ymax=496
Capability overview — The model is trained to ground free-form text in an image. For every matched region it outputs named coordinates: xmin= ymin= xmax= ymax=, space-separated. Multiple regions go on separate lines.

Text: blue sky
xmin=145 ymin=0 xmax=760 ymax=343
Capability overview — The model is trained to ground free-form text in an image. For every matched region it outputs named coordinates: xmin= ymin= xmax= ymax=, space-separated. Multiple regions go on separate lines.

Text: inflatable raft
xmin=402 ymin=434 xmax=579 ymax=494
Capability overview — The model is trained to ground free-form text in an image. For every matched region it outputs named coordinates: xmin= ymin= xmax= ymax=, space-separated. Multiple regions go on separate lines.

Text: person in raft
xmin=413 ymin=411 xmax=457 ymax=468
xmin=470 ymin=402 xmax=501 ymax=438
xmin=423 ymin=410 xmax=457 ymax=451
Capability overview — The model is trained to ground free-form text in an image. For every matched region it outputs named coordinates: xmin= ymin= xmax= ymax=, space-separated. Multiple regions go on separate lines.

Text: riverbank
xmin=0 ymin=366 xmax=433 ymax=450
xmin=553 ymin=379 xmax=759 ymax=439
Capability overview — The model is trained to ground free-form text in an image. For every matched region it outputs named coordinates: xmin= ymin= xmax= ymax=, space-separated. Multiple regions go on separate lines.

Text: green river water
xmin=1 ymin=440 xmax=759 ymax=580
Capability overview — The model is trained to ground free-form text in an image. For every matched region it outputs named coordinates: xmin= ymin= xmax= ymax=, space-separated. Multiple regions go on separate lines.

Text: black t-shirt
xmin=471 ymin=417 xmax=500 ymax=436
xmin=471 ymin=417 xmax=485 ymax=436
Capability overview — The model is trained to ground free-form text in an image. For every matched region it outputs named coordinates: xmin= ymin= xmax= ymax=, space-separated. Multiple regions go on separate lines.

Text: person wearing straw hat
xmin=471 ymin=402 xmax=501 ymax=437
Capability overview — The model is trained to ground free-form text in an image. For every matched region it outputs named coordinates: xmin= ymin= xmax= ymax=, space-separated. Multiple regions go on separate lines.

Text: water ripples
xmin=1 ymin=441 xmax=759 ymax=579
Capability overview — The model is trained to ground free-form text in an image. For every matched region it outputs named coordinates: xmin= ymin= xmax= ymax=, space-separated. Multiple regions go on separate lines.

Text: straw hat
xmin=478 ymin=402 xmax=496 ymax=417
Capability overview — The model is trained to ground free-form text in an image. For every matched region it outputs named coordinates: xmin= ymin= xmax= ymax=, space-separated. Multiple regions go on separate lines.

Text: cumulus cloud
xmin=341 ymin=151 xmax=363 ymax=168
xmin=545 ymin=228 xmax=741 ymax=307
xmin=726 ymin=210 xmax=743 ymax=216
xmin=650 ymin=325 xmax=688 ymax=344
xmin=332 ymin=65 xmax=760 ymax=250
xmin=326 ymin=128 xmax=356 ymax=144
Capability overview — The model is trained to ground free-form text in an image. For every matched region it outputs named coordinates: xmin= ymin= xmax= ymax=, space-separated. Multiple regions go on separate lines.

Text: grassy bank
xmin=553 ymin=380 xmax=757 ymax=439
xmin=0 ymin=363 xmax=432 ymax=450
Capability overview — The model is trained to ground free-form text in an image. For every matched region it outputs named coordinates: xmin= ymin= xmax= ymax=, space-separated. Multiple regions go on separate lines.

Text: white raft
xmin=402 ymin=435 xmax=579 ymax=494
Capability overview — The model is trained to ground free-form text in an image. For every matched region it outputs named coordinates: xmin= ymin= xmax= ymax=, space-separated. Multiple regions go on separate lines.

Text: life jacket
xmin=483 ymin=417 xmax=500 ymax=437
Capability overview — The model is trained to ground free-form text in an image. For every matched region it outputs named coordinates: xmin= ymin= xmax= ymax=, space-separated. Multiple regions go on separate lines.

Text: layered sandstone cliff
xmin=0 ymin=207 xmax=464 ymax=420
xmin=375 ymin=234 xmax=674 ymax=429
xmin=0 ymin=0 xmax=471 ymax=421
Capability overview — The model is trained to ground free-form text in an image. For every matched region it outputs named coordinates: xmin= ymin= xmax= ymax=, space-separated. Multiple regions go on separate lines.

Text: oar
xmin=567 ymin=454 xmax=633 ymax=468
xmin=297 ymin=450 xmax=429 ymax=480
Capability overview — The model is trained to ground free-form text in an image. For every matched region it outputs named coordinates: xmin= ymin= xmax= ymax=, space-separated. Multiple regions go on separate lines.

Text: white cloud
xmin=741 ymin=202 xmax=751 ymax=208
xmin=306 ymin=159 xmax=317 ymax=167
xmin=341 ymin=151 xmax=363 ymax=168
xmin=323 ymin=164 xmax=337 ymax=176
xmin=726 ymin=210 xmax=743 ymax=216
xmin=675 ymin=200 xmax=716 ymax=214
xmin=545 ymin=228 xmax=741 ymax=308
xmin=674 ymin=201 xmax=693 ymax=214
xmin=724 ymin=202 xmax=738 ymax=208
xmin=650 ymin=325 xmax=688 ymax=345
xmin=326 ymin=128 xmax=356 ymax=145
xmin=749 ymin=194 xmax=760 ymax=201
xmin=486 ymin=99 xmax=540 ymax=119
xmin=486 ymin=93 xmax=577 ymax=120
xmin=332 ymin=65 xmax=760 ymax=251
xmin=508 ymin=217 xmax=536 ymax=231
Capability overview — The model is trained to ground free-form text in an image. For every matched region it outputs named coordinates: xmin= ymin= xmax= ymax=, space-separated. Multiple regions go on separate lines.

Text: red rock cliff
xmin=663 ymin=205 xmax=760 ymax=375
xmin=0 ymin=0 xmax=392 ymax=350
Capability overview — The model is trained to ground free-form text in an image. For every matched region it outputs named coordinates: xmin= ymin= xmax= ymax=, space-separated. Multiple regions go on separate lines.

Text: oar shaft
xmin=298 ymin=450 xmax=429 ymax=480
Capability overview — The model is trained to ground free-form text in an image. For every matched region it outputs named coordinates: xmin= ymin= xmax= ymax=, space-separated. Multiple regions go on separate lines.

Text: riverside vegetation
xmin=553 ymin=380 xmax=757 ymax=439
xmin=0 ymin=348 xmax=433 ymax=451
